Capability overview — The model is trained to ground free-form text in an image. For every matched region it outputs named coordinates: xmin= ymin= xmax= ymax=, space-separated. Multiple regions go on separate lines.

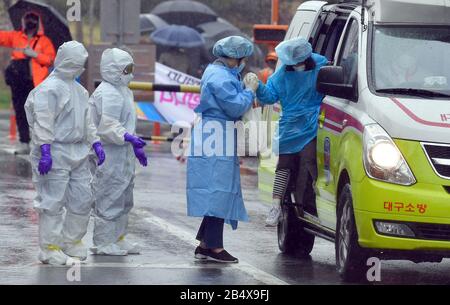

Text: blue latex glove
xmin=93 ymin=142 xmax=106 ymax=166
xmin=124 ymin=132 xmax=146 ymax=149
xmin=38 ymin=144 xmax=52 ymax=175
xmin=134 ymin=147 xmax=148 ymax=167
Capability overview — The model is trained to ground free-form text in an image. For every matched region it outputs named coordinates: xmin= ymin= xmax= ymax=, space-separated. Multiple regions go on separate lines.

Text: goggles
xmin=123 ymin=63 xmax=135 ymax=75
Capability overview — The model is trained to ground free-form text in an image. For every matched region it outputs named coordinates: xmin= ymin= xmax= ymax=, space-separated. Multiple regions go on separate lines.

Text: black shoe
xmin=206 ymin=250 xmax=239 ymax=263
xmin=194 ymin=247 xmax=209 ymax=260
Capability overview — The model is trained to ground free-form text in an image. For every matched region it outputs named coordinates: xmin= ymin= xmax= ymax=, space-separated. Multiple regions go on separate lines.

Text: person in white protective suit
xmin=89 ymin=48 xmax=148 ymax=256
xmin=25 ymin=41 xmax=106 ymax=265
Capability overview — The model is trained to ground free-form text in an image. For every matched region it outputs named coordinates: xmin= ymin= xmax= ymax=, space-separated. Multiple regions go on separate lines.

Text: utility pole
xmin=88 ymin=0 xmax=95 ymax=45
xmin=271 ymin=0 xmax=279 ymax=25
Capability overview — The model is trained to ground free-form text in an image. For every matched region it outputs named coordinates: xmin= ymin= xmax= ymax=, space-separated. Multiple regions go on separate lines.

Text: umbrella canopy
xmin=197 ymin=19 xmax=242 ymax=50
xmin=151 ymin=0 xmax=217 ymax=28
xmin=197 ymin=18 xmax=240 ymax=37
xmin=151 ymin=25 xmax=205 ymax=48
xmin=8 ymin=0 xmax=72 ymax=49
xmin=140 ymin=13 xmax=168 ymax=34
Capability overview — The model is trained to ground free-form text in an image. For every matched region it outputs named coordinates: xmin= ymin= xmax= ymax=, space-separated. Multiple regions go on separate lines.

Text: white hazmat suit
xmin=89 ymin=48 xmax=143 ymax=256
xmin=25 ymin=41 xmax=100 ymax=265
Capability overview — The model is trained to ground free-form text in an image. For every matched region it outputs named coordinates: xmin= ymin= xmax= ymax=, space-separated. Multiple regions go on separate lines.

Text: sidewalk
xmin=0 ymin=110 xmax=20 ymax=154
xmin=0 ymin=109 xmax=9 ymax=119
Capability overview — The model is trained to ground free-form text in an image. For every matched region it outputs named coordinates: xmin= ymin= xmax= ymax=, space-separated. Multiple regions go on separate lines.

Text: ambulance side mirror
xmin=316 ymin=66 xmax=358 ymax=102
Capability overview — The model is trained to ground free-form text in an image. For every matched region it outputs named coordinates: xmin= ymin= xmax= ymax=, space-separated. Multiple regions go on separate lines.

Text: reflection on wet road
xmin=1 ymin=142 xmax=450 ymax=285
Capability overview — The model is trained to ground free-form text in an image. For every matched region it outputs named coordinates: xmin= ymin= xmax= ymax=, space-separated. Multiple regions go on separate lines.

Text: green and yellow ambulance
xmin=258 ymin=0 xmax=450 ymax=280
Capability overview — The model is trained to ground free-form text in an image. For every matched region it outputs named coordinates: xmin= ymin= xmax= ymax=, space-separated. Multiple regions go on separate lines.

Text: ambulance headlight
xmin=363 ymin=124 xmax=416 ymax=186
xmin=370 ymin=141 xmax=401 ymax=170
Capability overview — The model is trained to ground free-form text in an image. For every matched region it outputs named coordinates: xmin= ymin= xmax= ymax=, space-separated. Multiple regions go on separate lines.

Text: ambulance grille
xmin=422 ymin=143 xmax=450 ymax=179
xmin=413 ymin=223 xmax=450 ymax=242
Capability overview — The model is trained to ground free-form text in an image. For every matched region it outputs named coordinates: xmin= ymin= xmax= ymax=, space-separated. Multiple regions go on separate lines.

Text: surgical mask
xmin=75 ymin=67 xmax=85 ymax=78
xmin=120 ymin=73 xmax=134 ymax=86
xmin=238 ymin=62 xmax=246 ymax=73
xmin=69 ymin=68 xmax=86 ymax=79
xmin=294 ymin=64 xmax=306 ymax=72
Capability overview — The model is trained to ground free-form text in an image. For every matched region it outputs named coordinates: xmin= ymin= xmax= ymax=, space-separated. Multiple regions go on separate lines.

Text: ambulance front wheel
xmin=336 ymin=184 xmax=370 ymax=282
xmin=277 ymin=202 xmax=315 ymax=257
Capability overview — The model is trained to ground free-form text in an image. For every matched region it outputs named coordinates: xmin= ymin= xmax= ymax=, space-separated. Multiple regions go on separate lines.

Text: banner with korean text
xmin=153 ymin=63 xmax=201 ymax=126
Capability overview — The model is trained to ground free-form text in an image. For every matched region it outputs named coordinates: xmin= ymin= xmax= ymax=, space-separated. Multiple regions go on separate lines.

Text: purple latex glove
xmin=134 ymin=147 xmax=148 ymax=167
xmin=124 ymin=132 xmax=146 ymax=149
xmin=38 ymin=144 xmax=52 ymax=175
xmin=93 ymin=142 xmax=106 ymax=166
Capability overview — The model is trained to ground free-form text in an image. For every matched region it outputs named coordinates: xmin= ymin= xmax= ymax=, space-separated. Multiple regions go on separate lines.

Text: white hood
xmin=364 ymin=92 xmax=450 ymax=144
xmin=53 ymin=41 xmax=88 ymax=79
xmin=100 ymin=48 xmax=134 ymax=86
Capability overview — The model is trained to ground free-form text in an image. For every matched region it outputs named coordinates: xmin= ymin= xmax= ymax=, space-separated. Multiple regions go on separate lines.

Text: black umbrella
xmin=151 ymin=0 xmax=218 ymax=28
xmin=8 ymin=0 xmax=72 ymax=50
xmin=197 ymin=19 xmax=242 ymax=51
xmin=140 ymin=14 xmax=168 ymax=35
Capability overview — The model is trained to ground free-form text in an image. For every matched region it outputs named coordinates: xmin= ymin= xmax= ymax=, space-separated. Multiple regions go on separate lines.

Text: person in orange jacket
xmin=0 ymin=12 xmax=56 ymax=154
xmin=258 ymin=51 xmax=278 ymax=84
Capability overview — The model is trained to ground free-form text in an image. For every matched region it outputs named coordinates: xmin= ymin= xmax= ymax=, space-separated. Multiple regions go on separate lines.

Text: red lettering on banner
xmin=159 ymin=91 xmax=174 ymax=104
xmin=174 ymin=93 xmax=186 ymax=106
xmin=188 ymin=94 xmax=200 ymax=109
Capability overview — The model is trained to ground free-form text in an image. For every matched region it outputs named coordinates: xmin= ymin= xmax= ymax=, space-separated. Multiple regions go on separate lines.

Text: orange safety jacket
xmin=0 ymin=14 xmax=56 ymax=87
xmin=258 ymin=67 xmax=274 ymax=84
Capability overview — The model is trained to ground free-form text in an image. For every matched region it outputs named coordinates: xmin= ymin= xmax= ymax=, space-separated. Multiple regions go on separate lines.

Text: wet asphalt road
xmin=1 ymin=114 xmax=450 ymax=285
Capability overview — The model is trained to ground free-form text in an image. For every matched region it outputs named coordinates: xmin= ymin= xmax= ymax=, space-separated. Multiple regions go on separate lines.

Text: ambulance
xmin=257 ymin=0 xmax=450 ymax=281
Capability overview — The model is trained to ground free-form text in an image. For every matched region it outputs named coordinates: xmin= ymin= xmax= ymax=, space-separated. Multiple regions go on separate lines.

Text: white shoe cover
xmin=90 ymin=243 xmax=127 ymax=256
xmin=63 ymin=242 xmax=88 ymax=261
xmin=116 ymin=239 xmax=140 ymax=255
xmin=38 ymin=249 xmax=69 ymax=265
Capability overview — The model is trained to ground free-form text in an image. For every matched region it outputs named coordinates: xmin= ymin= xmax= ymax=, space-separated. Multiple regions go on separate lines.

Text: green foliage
xmin=0 ymin=88 xmax=11 ymax=110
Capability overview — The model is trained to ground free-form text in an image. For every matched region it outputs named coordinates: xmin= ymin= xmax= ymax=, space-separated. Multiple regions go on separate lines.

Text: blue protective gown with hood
xmin=256 ymin=53 xmax=328 ymax=154
xmin=186 ymin=61 xmax=254 ymax=230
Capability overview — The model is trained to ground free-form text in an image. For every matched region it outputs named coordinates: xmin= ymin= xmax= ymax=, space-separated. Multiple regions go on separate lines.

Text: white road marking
xmin=140 ymin=210 xmax=289 ymax=285
xmin=0 ymin=142 xmax=288 ymax=284
xmin=36 ymin=262 xmax=236 ymax=269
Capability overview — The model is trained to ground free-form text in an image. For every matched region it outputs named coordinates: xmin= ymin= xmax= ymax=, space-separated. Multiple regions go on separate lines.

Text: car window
xmin=323 ymin=19 xmax=346 ymax=61
xmin=338 ymin=18 xmax=359 ymax=85
xmin=314 ymin=17 xmax=347 ymax=61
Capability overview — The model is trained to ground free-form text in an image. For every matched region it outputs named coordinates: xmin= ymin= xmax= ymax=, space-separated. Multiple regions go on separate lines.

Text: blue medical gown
xmin=256 ymin=53 xmax=328 ymax=154
xmin=186 ymin=63 xmax=254 ymax=230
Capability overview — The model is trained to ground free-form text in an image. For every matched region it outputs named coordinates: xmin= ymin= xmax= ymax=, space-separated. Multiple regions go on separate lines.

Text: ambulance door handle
xmin=318 ymin=111 xmax=326 ymax=129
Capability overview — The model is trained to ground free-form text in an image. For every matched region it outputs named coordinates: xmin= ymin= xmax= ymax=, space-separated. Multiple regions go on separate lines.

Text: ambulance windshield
xmin=372 ymin=26 xmax=450 ymax=97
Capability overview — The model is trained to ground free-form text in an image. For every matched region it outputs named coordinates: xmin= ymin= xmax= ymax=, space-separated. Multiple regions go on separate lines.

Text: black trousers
xmin=10 ymin=79 xmax=33 ymax=144
xmin=196 ymin=216 xmax=225 ymax=249
xmin=276 ymin=139 xmax=317 ymax=207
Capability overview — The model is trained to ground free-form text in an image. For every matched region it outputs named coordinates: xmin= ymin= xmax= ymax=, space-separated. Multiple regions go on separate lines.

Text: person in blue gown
xmin=244 ymin=37 xmax=329 ymax=226
xmin=186 ymin=36 xmax=255 ymax=263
